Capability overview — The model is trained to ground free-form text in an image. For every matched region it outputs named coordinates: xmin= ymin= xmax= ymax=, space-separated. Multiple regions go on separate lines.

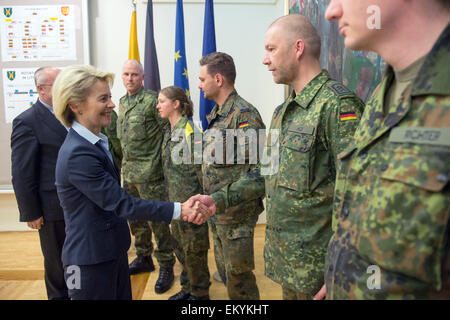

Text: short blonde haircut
xmin=53 ymin=65 xmax=114 ymax=127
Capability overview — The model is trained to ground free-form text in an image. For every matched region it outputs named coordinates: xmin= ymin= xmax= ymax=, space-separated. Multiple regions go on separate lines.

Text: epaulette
xmin=273 ymin=102 xmax=284 ymax=117
xmin=327 ymin=80 xmax=355 ymax=99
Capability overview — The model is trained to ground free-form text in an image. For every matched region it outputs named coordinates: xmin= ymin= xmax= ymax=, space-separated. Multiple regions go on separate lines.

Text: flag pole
xmin=129 ymin=0 xmax=140 ymax=61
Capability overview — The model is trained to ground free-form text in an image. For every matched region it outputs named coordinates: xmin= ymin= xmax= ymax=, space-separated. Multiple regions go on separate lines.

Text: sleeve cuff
xmin=211 ymin=191 xmax=226 ymax=215
xmin=172 ymin=202 xmax=181 ymax=220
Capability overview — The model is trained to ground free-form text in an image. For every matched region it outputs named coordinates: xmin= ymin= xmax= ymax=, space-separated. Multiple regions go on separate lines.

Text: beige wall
xmin=0 ymin=193 xmax=28 ymax=231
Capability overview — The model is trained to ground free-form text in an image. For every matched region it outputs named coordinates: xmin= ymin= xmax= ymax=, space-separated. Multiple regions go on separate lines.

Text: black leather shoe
xmin=155 ymin=268 xmax=174 ymax=294
xmin=128 ymin=256 xmax=155 ymax=275
xmin=187 ymin=294 xmax=210 ymax=300
xmin=168 ymin=290 xmax=191 ymax=300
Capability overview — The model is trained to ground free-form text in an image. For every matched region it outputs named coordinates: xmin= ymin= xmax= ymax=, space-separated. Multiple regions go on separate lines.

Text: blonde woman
xmin=52 ymin=66 xmax=212 ymax=300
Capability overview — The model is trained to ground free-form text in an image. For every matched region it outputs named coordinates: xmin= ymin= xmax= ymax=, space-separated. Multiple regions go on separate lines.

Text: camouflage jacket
xmin=203 ymin=90 xmax=266 ymax=225
xmin=162 ymin=116 xmax=203 ymax=203
xmin=101 ymin=109 xmax=122 ymax=172
xmin=212 ymin=71 xmax=364 ymax=293
xmin=262 ymin=70 xmax=364 ymax=294
xmin=325 ymin=24 xmax=450 ymax=299
xmin=117 ymin=87 xmax=169 ymax=183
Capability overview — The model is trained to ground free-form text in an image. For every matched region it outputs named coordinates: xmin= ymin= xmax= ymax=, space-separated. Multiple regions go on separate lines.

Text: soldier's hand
xmin=186 ymin=194 xmax=216 ymax=217
xmin=181 ymin=200 xmax=211 ymax=225
xmin=313 ymin=284 xmax=326 ymax=300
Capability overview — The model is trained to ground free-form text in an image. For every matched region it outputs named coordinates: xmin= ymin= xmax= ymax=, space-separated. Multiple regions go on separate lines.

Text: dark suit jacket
xmin=11 ymin=100 xmax=67 ymax=222
xmin=55 ymin=128 xmax=174 ymax=266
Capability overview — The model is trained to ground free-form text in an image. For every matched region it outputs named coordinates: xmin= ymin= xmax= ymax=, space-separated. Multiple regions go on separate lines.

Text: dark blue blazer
xmin=55 ymin=128 xmax=174 ymax=266
xmin=11 ymin=100 xmax=67 ymax=222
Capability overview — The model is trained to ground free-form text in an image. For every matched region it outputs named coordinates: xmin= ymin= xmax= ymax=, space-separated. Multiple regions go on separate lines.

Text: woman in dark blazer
xmin=52 ymin=65 xmax=213 ymax=300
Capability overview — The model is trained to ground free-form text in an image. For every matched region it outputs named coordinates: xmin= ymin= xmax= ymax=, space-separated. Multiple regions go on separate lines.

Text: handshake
xmin=180 ymin=194 xmax=216 ymax=225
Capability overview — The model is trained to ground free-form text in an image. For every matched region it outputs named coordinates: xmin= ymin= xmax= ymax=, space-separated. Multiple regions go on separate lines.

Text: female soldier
xmin=157 ymin=86 xmax=210 ymax=300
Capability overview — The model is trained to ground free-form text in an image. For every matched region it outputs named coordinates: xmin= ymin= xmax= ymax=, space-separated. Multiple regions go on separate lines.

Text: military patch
xmin=328 ymin=82 xmax=354 ymax=98
xmin=240 ymin=107 xmax=250 ymax=112
xmin=389 ymin=127 xmax=450 ymax=146
xmin=238 ymin=122 xmax=249 ymax=128
xmin=273 ymin=102 xmax=285 ymax=118
xmin=340 ymin=111 xmax=357 ymax=121
xmin=288 ymin=125 xmax=315 ymax=135
xmin=184 ymin=121 xmax=194 ymax=141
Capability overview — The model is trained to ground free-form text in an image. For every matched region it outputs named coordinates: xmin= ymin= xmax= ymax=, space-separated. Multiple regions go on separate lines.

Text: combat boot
xmin=155 ymin=267 xmax=174 ymax=294
xmin=128 ymin=255 xmax=155 ymax=275
xmin=187 ymin=294 xmax=210 ymax=300
xmin=168 ymin=290 xmax=191 ymax=300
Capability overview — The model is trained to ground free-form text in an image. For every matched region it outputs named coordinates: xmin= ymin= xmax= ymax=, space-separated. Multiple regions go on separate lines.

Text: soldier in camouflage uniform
xmin=118 ymin=59 xmax=176 ymax=294
xmin=157 ymin=86 xmax=210 ymax=300
xmin=194 ymin=16 xmax=364 ymax=300
xmin=198 ymin=52 xmax=266 ymax=300
xmin=317 ymin=0 xmax=450 ymax=299
xmin=101 ymin=109 xmax=122 ymax=172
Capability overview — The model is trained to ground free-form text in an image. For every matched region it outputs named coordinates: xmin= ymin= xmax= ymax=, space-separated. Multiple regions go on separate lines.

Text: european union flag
xmin=199 ymin=0 xmax=216 ymax=130
xmin=174 ymin=0 xmax=190 ymax=98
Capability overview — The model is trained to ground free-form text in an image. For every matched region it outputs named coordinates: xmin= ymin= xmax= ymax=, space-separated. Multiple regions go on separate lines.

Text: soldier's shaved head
xmin=269 ymin=14 xmax=321 ymax=60
xmin=122 ymin=59 xmax=145 ymax=95
xmin=123 ymin=59 xmax=144 ymax=74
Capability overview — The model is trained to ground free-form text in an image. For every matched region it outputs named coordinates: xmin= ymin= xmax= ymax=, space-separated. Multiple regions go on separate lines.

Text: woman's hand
xmin=185 ymin=194 xmax=216 ymax=216
xmin=180 ymin=199 xmax=212 ymax=225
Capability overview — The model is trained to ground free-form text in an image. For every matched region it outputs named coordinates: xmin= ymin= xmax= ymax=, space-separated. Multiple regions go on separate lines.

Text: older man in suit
xmin=11 ymin=66 xmax=69 ymax=300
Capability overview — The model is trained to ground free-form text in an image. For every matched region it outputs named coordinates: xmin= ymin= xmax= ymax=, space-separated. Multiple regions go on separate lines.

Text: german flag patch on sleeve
xmin=238 ymin=122 xmax=249 ymax=128
xmin=340 ymin=111 xmax=357 ymax=121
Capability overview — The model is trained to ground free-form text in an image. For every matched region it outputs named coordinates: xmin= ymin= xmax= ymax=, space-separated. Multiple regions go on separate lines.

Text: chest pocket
xmin=380 ymin=144 xmax=449 ymax=192
xmin=356 ymin=141 xmax=450 ymax=283
xmin=203 ymin=127 xmax=229 ymax=167
xmin=126 ymin=114 xmax=147 ymax=141
xmin=277 ymin=125 xmax=316 ymax=193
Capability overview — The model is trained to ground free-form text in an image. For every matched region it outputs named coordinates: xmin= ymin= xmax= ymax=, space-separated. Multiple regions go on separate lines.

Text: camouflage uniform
xmin=263 ymin=70 xmax=364 ymax=297
xmin=101 ymin=109 xmax=122 ymax=171
xmin=203 ymin=90 xmax=265 ymax=300
xmin=161 ymin=116 xmax=210 ymax=298
xmin=211 ymin=70 xmax=364 ymax=298
xmin=117 ymin=87 xmax=175 ymax=268
xmin=325 ymin=25 xmax=450 ymax=300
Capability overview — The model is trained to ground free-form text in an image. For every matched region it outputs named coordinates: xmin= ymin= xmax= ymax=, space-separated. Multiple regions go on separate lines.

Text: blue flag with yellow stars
xmin=199 ymin=0 xmax=216 ymax=130
xmin=174 ymin=0 xmax=190 ymax=98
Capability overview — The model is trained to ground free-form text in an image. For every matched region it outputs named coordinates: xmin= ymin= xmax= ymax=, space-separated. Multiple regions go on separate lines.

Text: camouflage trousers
xmin=124 ymin=180 xmax=176 ymax=269
xmin=282 ymin=286 xmax=313 ymax=300
xmin=209 ymin=218 xmax=260 ymax=300
xmin=171 ymin=220 xmax=211 ymax=297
